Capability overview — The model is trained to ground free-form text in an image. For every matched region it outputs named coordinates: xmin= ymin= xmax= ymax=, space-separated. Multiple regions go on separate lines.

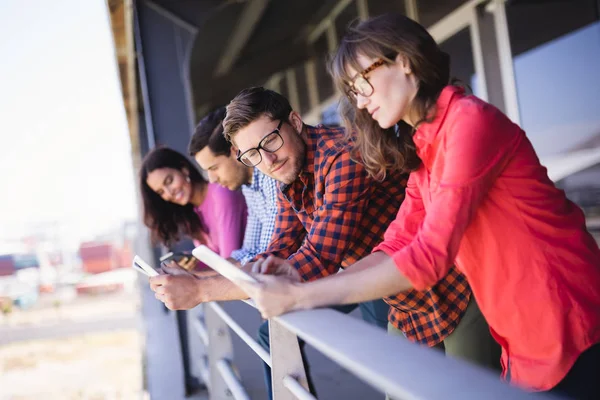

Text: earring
xmin=185 ymin=176 xmax=191 ymax=183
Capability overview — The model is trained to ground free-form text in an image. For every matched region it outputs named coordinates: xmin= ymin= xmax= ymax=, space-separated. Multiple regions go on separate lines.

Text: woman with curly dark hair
xmin=140 ymin=146 xmax=246 ymax=260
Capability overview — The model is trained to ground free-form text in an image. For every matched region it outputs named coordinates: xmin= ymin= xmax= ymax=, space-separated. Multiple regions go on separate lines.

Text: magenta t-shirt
xmin=193 ymin=183 xmax=247 ymax=258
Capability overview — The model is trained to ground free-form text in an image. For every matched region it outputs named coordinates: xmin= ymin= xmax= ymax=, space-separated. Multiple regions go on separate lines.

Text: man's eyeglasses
xmin=236 ymin=120 xmax=285 ymax=167
xmin=345 ymin=59 xmax=387 ymax=102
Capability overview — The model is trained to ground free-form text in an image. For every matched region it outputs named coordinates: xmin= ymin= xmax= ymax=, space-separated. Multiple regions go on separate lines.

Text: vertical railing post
xmin=269 ymin=319 xmax=311 ymax=400
xmin=205 ymin=302 xmax=235 ymax=400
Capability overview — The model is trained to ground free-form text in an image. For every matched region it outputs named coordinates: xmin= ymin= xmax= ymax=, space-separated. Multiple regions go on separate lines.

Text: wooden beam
xmin=307 ymin=0 xmax=353 ymax=44
xmin=106 ymin=0 xmax=139 ymax=157
xmin=194 ymin=41 xmax=310 ymax=108
xmin=214 ymin=0 xmax=270 ymax=77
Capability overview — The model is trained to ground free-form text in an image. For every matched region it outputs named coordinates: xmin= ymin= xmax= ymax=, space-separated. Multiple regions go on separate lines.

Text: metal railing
xmin=192 ymin=299 xmax=548 ymax=400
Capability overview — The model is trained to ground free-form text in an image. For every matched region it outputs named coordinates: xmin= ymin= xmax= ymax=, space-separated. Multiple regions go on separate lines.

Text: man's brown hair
xmin=223 ymin=87 xmax=292 ymax=143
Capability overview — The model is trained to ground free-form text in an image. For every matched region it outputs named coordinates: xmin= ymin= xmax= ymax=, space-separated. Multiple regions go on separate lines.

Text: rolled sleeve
xmin=289 ymin=153 xmax=371 ymax=281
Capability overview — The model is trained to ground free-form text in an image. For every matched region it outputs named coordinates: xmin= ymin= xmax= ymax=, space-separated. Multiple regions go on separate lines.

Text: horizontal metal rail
xmin=207 ymin=298 xmax=550 ymax=399
xmin=192 ymin=318 xmax=209 ymax=346
xmin=198 ymin=290 xmax=555 ymax=399
xmin=199 ymin=366 xmax=210 ymax=392
xmin=216 ymin=359 xmax=250 ymax=400
xmin=282 ymin=375 xmax=316 ymax=400
xmin=273 ymin=308 xmax=543 ymax=400
xmin=208 ymin=302 xmax=272 ymax=366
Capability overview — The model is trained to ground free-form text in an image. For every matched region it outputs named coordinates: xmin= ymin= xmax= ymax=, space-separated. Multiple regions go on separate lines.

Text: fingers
xmin=178 ymin=256 xmax=189 ymax=265
xmin=153 ymin=288 xmax=177 ymax=310
xmin=251 ymin=259 xmax=266 ymax=274
xmin=160 ymin=264 xmax=176 ymax=274
xmin=161 ymin=262 xmax=189 ymax=276
xmin=263 ymin=256 xmax=296 ymax=277
xmin=177 ymin=257 xmax=196 ymax=271
xmin=251 ymin=273 xmax=274 ymax=284
xmin=262 ymin=256 xmax=278 ymax=274
xmin=155 ymin=293 xmax=176 ymax=310
xmin=152 ymin=285 xmax=166 ymax=295
xmin=182 ymin=258 xmax=197 ymax=270
xmin=252 ymin=256 xmax=281 ymax=275
xmin=149 ymin=275 xmax=168 ymax=290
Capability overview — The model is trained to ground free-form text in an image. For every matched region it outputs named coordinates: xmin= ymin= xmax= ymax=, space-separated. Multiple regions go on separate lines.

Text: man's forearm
xmin=198 ymin=275 xmax=250 ymax=303
xmin=294 ymin=252 xmax=413 ymax=310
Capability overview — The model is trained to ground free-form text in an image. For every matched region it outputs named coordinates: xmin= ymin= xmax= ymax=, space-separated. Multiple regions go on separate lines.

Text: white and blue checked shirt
xmin=230 ymin=168 xmax=278 ymax=265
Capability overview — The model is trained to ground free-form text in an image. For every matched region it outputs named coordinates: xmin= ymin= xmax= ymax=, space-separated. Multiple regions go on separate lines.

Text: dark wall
xmin=137 ymin=2 xmax=196 ymax=155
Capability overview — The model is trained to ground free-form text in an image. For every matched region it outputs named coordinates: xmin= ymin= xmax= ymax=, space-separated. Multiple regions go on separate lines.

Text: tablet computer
xmin=132 ymin=255 xmax=160 ymax=277
xmin=191 ymin=245 xmax=257 ymax=283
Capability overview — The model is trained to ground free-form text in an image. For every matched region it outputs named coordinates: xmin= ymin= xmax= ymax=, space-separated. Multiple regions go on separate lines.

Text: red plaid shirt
xmin=255 ymin=124 xmax=471 ymax=345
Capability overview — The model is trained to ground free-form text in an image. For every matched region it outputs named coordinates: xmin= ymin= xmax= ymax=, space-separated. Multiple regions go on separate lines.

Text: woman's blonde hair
xmin=329 ymin=13 xmax=451 ymax=180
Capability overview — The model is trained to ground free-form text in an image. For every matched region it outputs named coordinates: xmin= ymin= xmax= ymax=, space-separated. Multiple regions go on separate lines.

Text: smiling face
xmin=146 ymin=167 xmax=193 ymax=206
xmin=232 ymin=113 xmax=305 ymax=185
xmin=194 ymin=146 xmax=251 ymax=191
xmin=346 ymin=53 xmax=419 ymax=129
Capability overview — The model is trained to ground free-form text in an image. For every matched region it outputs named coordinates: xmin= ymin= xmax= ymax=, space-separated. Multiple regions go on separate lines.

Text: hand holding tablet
xmin=132 ymin=255 xmax=161 ymax=277
xmin=192 ymin=245 xmax=257 ymax=283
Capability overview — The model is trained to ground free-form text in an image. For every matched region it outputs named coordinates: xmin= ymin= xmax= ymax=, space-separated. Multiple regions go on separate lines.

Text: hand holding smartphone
xmin=132 ymin=255 xmax=161 ymax=277
xmin=159 ymin=252 xmax=198 ymax=271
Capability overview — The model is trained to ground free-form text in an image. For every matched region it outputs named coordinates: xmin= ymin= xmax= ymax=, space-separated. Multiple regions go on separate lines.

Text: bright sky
xmin=0 ymin=0 xmax=137 ymax=242
xmin=514 ymin=21 xmax=600 ymax=157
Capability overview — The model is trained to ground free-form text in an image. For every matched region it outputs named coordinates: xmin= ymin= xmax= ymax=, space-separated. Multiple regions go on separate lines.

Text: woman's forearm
xmin=294 ymin=252 xmax=414 ymax=310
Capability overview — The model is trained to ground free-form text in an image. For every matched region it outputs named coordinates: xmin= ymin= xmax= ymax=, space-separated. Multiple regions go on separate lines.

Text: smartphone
xmin=132 ymin=255 xmax=160 ymax=277
xmin=159 ymin=251 xmax=195 ymax=263
xmin=159 ymin=251 xmax=197 ymax=270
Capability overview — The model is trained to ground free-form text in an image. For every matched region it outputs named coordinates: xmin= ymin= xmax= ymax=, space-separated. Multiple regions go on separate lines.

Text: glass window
xmin=511 ymin=21 xmax=600 ymax=157
xmin=508 ymin=1 xmax=600 ymax=232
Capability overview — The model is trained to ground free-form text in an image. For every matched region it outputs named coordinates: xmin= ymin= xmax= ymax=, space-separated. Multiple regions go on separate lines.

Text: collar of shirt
xmin=279 ymin=125 xmax=320 ymax=211
xmin=279 ymin=124 xmax=319 ymax=189
xmin=413 ymin=85 xmax=463 ymax=154
xmin=300 ymin=124 xmax=319 ymax=176
xmin=244 ymin=167 xmax=261 ymax=192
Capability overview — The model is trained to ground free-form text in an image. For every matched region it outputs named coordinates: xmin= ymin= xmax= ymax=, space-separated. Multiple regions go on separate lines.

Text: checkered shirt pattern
xmin=384 ymin=268 xmax=470 ymax=346
xmin=230 ymin=168 xmax=278 ymax=265
xmin=254 ymin=124 xmax=471 ymax=345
